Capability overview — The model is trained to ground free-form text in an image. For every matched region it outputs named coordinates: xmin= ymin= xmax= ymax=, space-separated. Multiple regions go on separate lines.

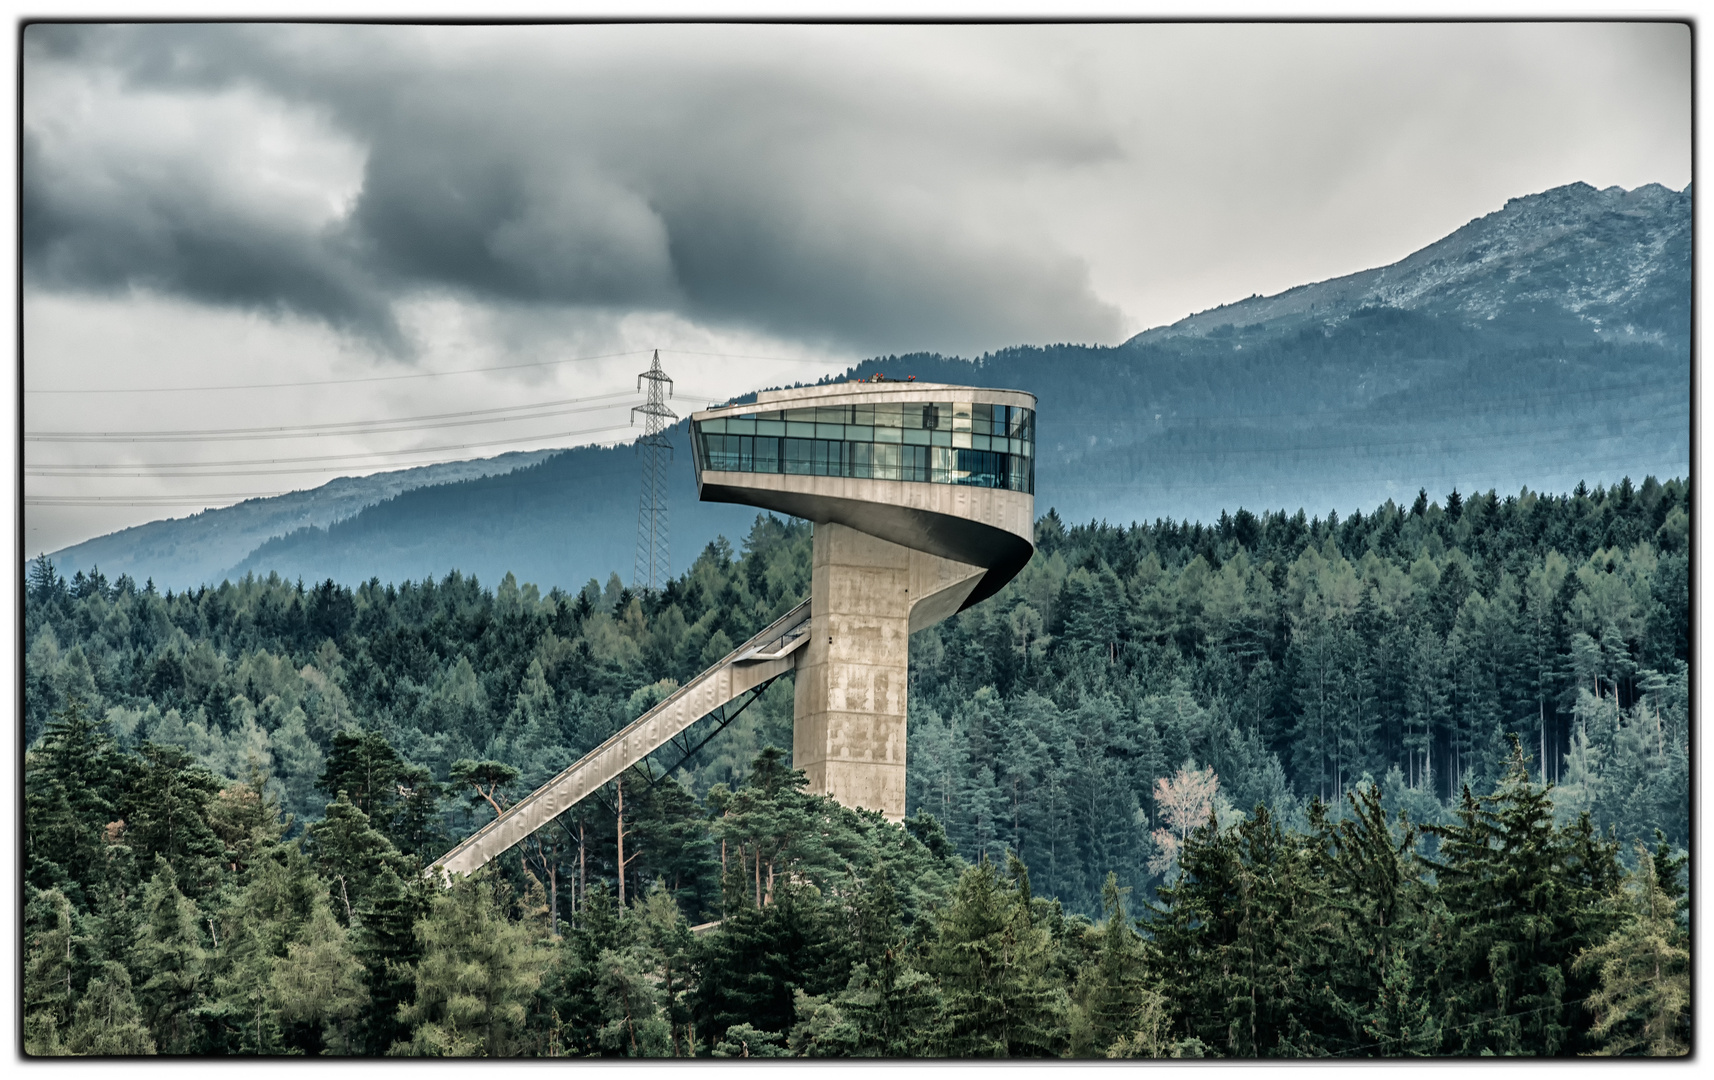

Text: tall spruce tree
xmin=1071 ymin=872 xmax=1150 ymax=1055
xmin=1572 ymin=843 xmax=1689 ymax=1056
xmin=925 ymin=855 xmax=1068 ymax=1057
xmin=351 ymin=862 xmax=433 ymax=1055
xmin=25 ymin=698 xmax=137 ymax=909
xmin=133 ymin=858 xmax=211 ymax=1054
xmin=1425 ymin=739 xmax=1621 ymax=1055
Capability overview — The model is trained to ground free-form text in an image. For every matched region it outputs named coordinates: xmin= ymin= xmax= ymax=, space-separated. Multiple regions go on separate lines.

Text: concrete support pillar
xmin=793 ymin=522 xmax=983 ymax=820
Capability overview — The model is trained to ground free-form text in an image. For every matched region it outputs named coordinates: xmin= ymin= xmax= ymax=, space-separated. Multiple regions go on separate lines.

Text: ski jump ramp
xmin=433 ymin=380 xmax=1035 ymax=880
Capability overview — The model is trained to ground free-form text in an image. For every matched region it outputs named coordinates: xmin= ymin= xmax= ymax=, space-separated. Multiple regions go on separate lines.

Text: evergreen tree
xmin=25 ymin=698 xmax=136 ymax=908
xmin=63 ymin=961 xmax=156 ymax=1055
xmin=1071 ymin=872 xmax=1149 ymax=1055
xmin=694 ymin=884 xmax=846 ymax=1046
xmin=125 ymin=742 xmax=224 ymax=899
xmin=633 ymin=878 xmax=698 ymax=1055
xmin=1312 ymin=784 xmax=1439 ymax=1056
xmin=268 ymin=901 xmax=369 ymax=1054
xmin=394 ymin=871 xmax=545 ymax=1056
xmin=1573 ymin=843 xmax=1690 ymax=1056
xmin=594 ymin=944 xmax=672 ymax=1056
xmin=306 ymin=791 xmax=414 ymax=925
xmin=318 ymin=729 xmax=407 ymax=833
xmin=351 ymin=862 xmax=433 ymax=1055
xmin=1425 ymin=739 xmax=1621 ymax=1055
xmin=23 ymin=888 xmax=77 ymax=1055
xmin=926 ymin=855 xmax=1067 ymax=1057
xmin=133 ymin=858 xmax=211 ymax=1054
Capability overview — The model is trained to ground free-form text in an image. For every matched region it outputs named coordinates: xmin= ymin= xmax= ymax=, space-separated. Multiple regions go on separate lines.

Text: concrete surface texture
xmin=689 ymin=380 xmax=1037 ymax=820
xmin=793 ymin=522 xmax=984 ymax=820
xmin=696 ymin=467 xmax=1034 ymax=604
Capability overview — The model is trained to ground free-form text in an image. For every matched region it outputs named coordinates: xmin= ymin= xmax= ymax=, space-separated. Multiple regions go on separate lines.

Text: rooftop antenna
xmin=632 ymin=350 xmax=676 ymax=592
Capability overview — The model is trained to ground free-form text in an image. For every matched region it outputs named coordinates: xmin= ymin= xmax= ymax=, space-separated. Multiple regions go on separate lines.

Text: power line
xmin=664 ymin=348 xmax=848 ymax=367
xmin=23 ymin=349 xmax=651 ymax=395
xmin=24 ymin=389 xmax=640 ymax=442
xmin=28 ymin=399 xmax=636 ymax=445
xmin=30 ymin=464 xmax=556 ymax=480
xmin=25 ymin=421 xmax=642 ymax=475
xmin=26 ymin=493 xmax=291 ymax=506
xmin=23 ymin=346 xmax=842 ymax=396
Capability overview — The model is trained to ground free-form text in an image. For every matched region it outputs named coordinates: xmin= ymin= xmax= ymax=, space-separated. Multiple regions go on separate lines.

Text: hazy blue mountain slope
xmin=221 ymin=425 xmax=761 ymax=593
xmin=43 ymin=449 xmax=559 ymax=590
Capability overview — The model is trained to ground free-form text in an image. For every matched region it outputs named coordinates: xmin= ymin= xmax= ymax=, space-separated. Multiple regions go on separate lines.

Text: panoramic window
xmin=693 ymin=400 xmax=1034 ymax=494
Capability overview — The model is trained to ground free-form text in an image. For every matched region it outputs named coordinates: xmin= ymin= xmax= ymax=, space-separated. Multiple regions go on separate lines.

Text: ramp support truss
xmin=430 ymin=599 xmax=810 ymax=881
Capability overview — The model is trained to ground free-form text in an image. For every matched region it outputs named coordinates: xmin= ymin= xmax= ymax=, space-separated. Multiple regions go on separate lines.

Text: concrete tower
xmin=690 ymin=381 xmax=1036 ymax=820
xmin=430 ymin=377 xmax=1038 ymax=879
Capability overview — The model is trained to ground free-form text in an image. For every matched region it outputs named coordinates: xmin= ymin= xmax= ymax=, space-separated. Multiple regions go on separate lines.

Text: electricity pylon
xmin=632 ymin=350 xmax=676 ymax=592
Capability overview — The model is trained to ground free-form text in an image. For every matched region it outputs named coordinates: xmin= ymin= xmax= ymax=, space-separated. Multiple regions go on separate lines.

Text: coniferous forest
xmin=23 ymin=479 xmax=1690 ymax=1056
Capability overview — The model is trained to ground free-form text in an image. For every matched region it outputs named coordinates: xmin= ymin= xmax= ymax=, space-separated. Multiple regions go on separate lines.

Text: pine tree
xmin=63 ymin=961 xmax=156 ymax=1055
xmin=1425 ymin=738 xmax=1621 ymax=1055
xmin=1573 ymin=843 xmax=1690 ymax=1055
xmin=318 ymin=729 xmax=407 ymax=833
xmin=268 ymin=901 xmax=369 ymax=1054
xmin=124 ymin=742 xmax=224 ymax=900
xmin=306 ymin=791 xmax=414 ymax=925
xmin=540 ymin=880 xmax=629 ymax=1057
xmin=351 ymin=862 xmax=432 ymax=1055
xmin=711 ymin=1022 xmax=792 ymax=1057
xmin=594 ymin=944 xmax=672 ymax=1056
xmin=694 ymin=884 xmax=845 ymax=1046
xmin=133 ymin=858 xmax=211 ymax=1054
xmin=790 ymin=985 xmax=865 ymax=1056
xmin=926 ymin=855 xmax=1067 ymax=1057
xmin=633 ymin=878 xmax=697 ymax=1055
xmin=1073 ymin=872 xmax=1149 ymax=1055
xmin=1208 ymin=806 xmax=1315 ymax=1056
xmin=25 ymin=698 xmax=137 ymax=909
xmin=23 ymin=888 xmax=77 ymax=1055
xmin=1313 ymin=784 xmax=1439 ymax=1055
xmin=394 ymin=871 xmax=545 ymax=1056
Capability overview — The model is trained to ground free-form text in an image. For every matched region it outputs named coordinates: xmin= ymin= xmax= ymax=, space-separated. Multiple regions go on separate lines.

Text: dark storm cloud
xmin=22 ymin=23 xmax=1127 ymax=356
xmin=22 ymin=125 xmax=403 ymax=347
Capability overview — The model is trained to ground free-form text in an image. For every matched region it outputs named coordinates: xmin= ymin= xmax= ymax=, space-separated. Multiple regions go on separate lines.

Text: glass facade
xmin=694 ymin=399 xmax=1034 ymax=494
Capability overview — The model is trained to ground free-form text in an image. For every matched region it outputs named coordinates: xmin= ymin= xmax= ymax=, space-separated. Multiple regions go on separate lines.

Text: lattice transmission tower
xmin=632 ymin=350 xmax=677 ymax=592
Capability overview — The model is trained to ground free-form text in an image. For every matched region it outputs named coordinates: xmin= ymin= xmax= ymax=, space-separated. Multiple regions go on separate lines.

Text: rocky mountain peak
xmin=1129 ymin=180 xmax=1690 ymax=347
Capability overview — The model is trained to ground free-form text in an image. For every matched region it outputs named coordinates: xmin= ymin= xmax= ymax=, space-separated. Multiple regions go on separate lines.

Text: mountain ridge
xmin=1130 ymin=181 xmax=1689 ymax=347
xmin=43 ymin=179 xmax=1690 ymax=592
xmin=43 ymin=449 xmax=560 ymax=588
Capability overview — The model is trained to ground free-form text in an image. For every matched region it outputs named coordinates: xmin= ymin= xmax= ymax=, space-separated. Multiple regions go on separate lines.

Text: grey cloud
xmin=23 ymin=128 xmax=403 ymax=348
xmin=23 ymin=23 xmax=1127 ymax=356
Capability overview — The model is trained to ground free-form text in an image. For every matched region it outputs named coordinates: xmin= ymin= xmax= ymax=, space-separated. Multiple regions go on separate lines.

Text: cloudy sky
xmin=21 ymin=20 xmax=1691 ymax=554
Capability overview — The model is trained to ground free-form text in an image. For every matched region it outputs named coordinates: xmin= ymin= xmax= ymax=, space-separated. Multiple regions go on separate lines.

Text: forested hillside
xmin=24 ymin=476 xmax=1689 ymax=1056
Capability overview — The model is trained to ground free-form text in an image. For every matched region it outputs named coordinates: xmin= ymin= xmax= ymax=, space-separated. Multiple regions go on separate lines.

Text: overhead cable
xmin=25 ymin=346 xmax=841 ymax=395
xmin=25 ymin=421 xmax=643 ymax=474
xmin=26 ymin=393 xmax=640 ymax=443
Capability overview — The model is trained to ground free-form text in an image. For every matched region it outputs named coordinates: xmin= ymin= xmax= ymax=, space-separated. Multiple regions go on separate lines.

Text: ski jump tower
xmin=431 ymin=379 xmax=1035 ymax=877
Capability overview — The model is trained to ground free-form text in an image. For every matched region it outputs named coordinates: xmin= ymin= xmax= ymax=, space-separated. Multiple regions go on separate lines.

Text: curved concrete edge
xmin=907 ymin=550 xmax=986 ymax=635
xmin=739 ymin=381 xmax=1037 ymax=412
xmin=697 ymin=473 xmax=1034 ymax=603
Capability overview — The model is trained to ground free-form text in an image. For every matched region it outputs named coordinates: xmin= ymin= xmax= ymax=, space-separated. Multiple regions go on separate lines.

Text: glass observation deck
xmin=693 ymin=399 xmax=1034 ymax=494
